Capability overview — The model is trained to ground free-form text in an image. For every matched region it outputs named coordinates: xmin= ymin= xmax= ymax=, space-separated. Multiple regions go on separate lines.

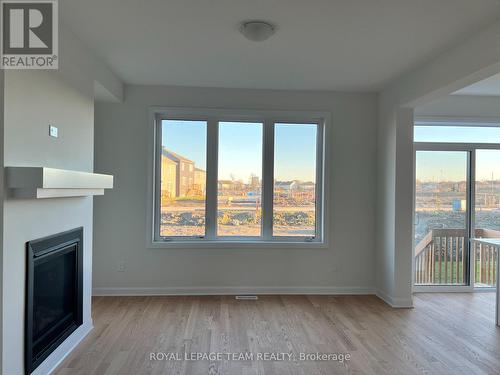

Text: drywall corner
xmin=0 ymin=68 xmax=5 ymax=375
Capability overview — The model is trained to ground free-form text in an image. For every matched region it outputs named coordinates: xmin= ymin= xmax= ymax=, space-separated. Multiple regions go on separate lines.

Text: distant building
xmin=298 ymin=181 xmax=315 ymax=191
xmin=161 ymin=149 xmax=205 ymax=197
xmin=161 ymin=155 xmax=178 ymax=198
xmin=274 ymin=181 xmax=297 ymax=199
xmin=194 ymin=168 xmax=206 ymax=195
xmin=275 ymin=180 xmax=315 ymax=200
xmin=249 ymin=175 xmax=260 ymax=189
xmin=275 ymin=181 xmax=297 ymax=192
xmin=295 ymin=181 xmax=315 ymax=200
xmin=218 ymin=180 xmax=233 ymax=191
xmin=218 ymin=180 xmax=244 ymax=191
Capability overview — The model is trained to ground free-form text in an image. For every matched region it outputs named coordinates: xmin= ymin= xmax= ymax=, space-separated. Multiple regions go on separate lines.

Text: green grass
xmin=431 ymin=261 xmax=465 ymax=284
xmin=474 ymin=260 xmax=497 ymax=286
xmin=417 ymin=260 xmax=496 ymax=286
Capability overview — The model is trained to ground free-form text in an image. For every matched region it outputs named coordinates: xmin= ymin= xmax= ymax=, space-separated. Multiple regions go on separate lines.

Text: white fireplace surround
xmin=5 ymin=167 xmax=114 ymax=199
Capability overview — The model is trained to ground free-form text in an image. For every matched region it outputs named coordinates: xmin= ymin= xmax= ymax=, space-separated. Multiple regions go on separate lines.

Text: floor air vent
xmin=235 ymin=296 xmax=259 ymax=300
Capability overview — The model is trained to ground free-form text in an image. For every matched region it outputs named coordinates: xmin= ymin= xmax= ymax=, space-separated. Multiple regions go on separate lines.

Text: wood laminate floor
xmin=54 ymin=293 xmax=500 ymax=375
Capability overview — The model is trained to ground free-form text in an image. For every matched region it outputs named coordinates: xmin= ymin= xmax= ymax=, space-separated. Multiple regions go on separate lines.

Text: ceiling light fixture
xmin=239 ymin=21 xmax=276 ymax=42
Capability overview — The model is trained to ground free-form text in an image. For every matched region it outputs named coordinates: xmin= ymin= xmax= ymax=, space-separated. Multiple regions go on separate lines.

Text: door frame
xmin=413 ymin=140 xmax=500 ymax=292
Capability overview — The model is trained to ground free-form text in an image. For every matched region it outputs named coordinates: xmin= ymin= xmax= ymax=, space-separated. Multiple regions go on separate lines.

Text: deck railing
xmin=415 ymin=228 xmax=498 ymax=286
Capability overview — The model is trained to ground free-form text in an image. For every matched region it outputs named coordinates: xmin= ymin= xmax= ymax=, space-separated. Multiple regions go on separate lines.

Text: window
xmin=414 ymin=151 xmax=469 ymax=286
xmin=158 ymin=120 xmax=207 ymax=237
xmin=152 ymin=109 xmax=328 ymax=245
xmin=217 ymin=122 xmax=263 ymax=237
xmin=274 ymin=123 xmax=318 ymax=237
xmin=413 ymin=122 xmax=500 ymax=288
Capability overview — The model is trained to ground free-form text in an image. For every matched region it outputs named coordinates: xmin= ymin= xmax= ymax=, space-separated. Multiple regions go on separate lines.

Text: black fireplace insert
xmin=25 ymin=227 xmax=83 ymax=375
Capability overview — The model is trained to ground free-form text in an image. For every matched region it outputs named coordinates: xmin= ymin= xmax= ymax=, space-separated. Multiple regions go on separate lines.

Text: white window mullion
xmin=315 ymin=122 xmax=324 ymax=241
xmin=205 ymin=119 xmax=219 ymax=240
xmin=153 ymin=114 xmax=162 ymax=241
xmin=468 ymin=149 xmax=476 ymax=286
xmin=262 ymin=121 xmax=275 ymax=240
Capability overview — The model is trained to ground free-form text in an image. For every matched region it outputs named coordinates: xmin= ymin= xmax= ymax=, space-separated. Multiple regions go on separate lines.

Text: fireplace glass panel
xmin=33 ymin=245 xmax=77 ymax=358
xmin=26 ymin=227 xmax=83 ymax=375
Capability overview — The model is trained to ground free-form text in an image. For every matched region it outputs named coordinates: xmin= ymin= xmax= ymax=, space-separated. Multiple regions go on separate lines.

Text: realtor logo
xmin=1 ymin=0 xmax=58 ymax=69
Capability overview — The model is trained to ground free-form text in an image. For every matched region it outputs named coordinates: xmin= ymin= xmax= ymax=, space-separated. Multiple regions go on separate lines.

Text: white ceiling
xmin=454 ymin=73 xmax=500 ymax=96
xmin=61 ymin=0 xmax=500 ymax=91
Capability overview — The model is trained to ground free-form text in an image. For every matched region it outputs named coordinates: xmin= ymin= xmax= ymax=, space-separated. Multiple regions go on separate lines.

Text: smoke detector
xmin=239 ymin=21 xmax=276 ymax=42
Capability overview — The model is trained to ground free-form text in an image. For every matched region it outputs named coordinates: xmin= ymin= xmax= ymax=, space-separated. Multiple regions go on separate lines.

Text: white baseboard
xmin=33 ymin=322 xmax=93 ymax=375
xmin=376 ymin=289 xmax=413 ymax=308
xmin=413 ymin=285 xmax=474 ymax=293
xmin=412 ymin=285 xmax=497 ymax=293
xmin=93 ymin=286 xmax=376 ymax=296
xmin=93 ymin=287 xmax=417 ymax=309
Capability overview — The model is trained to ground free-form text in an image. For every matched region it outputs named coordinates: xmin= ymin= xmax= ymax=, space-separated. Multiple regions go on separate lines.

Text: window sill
xmin=147 ymin=240 xmax=329 ymax=249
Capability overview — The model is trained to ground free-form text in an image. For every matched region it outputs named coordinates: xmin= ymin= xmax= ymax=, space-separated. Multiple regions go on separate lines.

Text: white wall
xmin=416 ymin=94 xmax=500 ymax=119
xmin=376 ymin=94 xmax=414 ymax=308
xmin=2 ymin=71 xmax=94 ymax=375
xmin=376 ymin=96 xmax=397 ymax=302
xmin=376 ymin=19 xmax=500 ymax=307
xmin=93 ymin=85 xmax=378 ymax=294
xmin=58 ymin=23 xmax=123 ymax=103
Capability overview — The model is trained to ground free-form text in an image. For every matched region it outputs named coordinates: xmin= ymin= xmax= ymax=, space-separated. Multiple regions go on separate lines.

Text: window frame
xmin=147 ymin=107 xmax=330 ymax=249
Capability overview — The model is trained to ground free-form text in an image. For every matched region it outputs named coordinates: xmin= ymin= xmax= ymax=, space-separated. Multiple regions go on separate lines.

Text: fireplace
xmin=25 ymin=228 xmax=83 ymax=375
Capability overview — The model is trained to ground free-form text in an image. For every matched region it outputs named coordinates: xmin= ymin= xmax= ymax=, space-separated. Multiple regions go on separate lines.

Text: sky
xmin=218 ymin=122 xmax=262 ymax=181
xmin=275 ymin=123 xmax=316 ymax=181
xmin=416 ymin=151 xmax=467 ymax=182
xmin=416 ymin=150 xmax=500 ymax=182
xmin=162 ymin=120 xmax=317 ymax=182
xmin=162 ymin=120 xmax=207 ymax=168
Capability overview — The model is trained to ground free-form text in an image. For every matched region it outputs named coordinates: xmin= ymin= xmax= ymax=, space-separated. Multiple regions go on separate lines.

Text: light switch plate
xmin=49 ymin=125 xmax=58 ymax=138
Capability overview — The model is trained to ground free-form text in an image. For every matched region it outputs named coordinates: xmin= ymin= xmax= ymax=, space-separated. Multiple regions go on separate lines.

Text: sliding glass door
xmin=414 ymin=124 xmax=500 ymax=289
xmin=414 ymin=151 xmax=470 ymax=285
xmin=473 ymin=150 xmax=500 ymax=288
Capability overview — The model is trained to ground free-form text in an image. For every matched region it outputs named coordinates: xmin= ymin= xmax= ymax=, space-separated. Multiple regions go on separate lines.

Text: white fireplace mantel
xmin=5 ymin=167 xmax=114 ymax=199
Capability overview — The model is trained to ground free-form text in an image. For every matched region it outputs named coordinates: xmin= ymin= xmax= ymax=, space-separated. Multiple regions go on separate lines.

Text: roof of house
xmin=275 ymin=181 xmax=298 ymax=188
xmin=162 ymin=148 xmax=193 ymax=163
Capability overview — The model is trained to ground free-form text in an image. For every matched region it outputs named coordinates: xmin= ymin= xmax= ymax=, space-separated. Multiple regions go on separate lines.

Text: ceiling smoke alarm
xmin=239 ymin=21 xmax=276 ymax=42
